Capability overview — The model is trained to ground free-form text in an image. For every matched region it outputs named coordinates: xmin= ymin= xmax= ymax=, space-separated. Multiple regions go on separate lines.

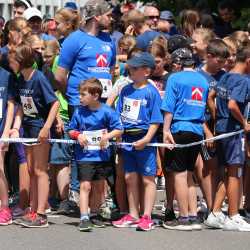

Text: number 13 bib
xmin=122 ymin=97 xmax=141 ymax=121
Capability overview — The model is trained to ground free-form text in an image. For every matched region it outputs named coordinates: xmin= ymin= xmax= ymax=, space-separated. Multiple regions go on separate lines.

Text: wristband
xmin=69 ymin=131 xmax=81 ymax=140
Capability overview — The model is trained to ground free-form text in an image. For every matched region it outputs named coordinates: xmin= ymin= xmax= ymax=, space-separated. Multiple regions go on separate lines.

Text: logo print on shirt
xmin=191 ymin=87 xmax=203 ymax=101
xmin=96 ymin=54 xmax=108 ymax=67
xmin=133 ymin=100 xmax=139 ymax=107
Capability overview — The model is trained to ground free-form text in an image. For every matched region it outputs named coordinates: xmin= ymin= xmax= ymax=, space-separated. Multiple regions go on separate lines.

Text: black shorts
xmin=165 ymin=132 xmax=202 ymax=172
xmin=77 ymin=162 xmax=114 ymax=182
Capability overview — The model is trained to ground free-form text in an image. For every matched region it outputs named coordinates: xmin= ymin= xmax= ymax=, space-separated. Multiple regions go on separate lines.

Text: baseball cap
xmin=171 ymin=48 xmax=195 ymax=66
xmin=127 ymin=52 xmax=155 ymax=69
xmin=64 ymin=2 xmax=78 ymax=10
xmin=168 ymin=35 xmax=193 ymax=54
xmin=160 ymin=10 xmax=174 ymax=21
xmin=82 ymin=0 xmax=112 ymax=21
xmin=23 ymin=7 xmax=42 ymax=20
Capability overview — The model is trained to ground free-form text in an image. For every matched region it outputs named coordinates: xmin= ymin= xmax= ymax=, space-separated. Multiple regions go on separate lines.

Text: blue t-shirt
xmin=116 ymin=83 xmax=163 ymax=131
xmin=0 ymin=67 xmax=14 ymax=135
xmin=16 ymin=70 xmax=57 ymax=127
xmin=40 ymin=33 xmax=56 ymax=41
xmin=161 ymin=70 xmax=209 ymax=136
xmin=68 ymin=104 xmax=123 ymax=162
xmin=196 ymin=68 xmax=226 ymax=121
xmin=136 ymin=30 xmax=161 ymax=51
xmin=215 ymin=73 xmax=249 ymax=133
xmin=58 ymin=29 xmax=116 ymax=105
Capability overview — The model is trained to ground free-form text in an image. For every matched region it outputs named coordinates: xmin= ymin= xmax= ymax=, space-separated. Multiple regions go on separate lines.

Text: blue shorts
xmin=121 ymin=134 xmax=157 ymax=176
xmin=216 ymin=133 xmax=245 ymax=167
xmin=22 ymin=124 xmax=41 ymax=146
xmin=49 ymin=124 xmax=72 ymax=165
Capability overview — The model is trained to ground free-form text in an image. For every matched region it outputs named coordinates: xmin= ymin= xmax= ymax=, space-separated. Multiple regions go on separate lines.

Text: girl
xmin=11 ymin=44 xmax=59 ymax=228
xmin=0 ymin=66 xmax=15 ymax=225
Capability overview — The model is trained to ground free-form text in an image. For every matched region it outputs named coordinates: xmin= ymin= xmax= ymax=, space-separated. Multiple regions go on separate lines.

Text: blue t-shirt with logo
xmin=116 ymin=83 xmax=163 ymax=131
xmin=68 ymin=104 xmax=123 ymax=162
xmin=0 ymin=67 xmax=14 ymax=134
xmin=215 ymin=73 xmax=249 ymax=133
xmin=16 ymin=70 xmax=57 ymax=127
xmin=58 ymin=29 xmax=116 ymax=106
xmin=161 ymin=70 xmax=209 ymax=136
xmin=136 ymin=30 xmax=161 ymax=51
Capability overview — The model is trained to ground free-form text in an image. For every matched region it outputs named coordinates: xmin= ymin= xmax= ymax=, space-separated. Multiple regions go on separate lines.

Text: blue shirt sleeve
xmin=161 ymin=75 xmax=178 ymax=113
xmin=58 ymin=32 xmax=81 ymax=71
xmin=149 ymin=90 xmax=163 ymax=124
xmin=68 ymin=108 xmax=80 ymax=131
xmin=108 ymin=108 xmax=123 ymax=131
xmin=230 ymin=78 xmax=248 ymax=103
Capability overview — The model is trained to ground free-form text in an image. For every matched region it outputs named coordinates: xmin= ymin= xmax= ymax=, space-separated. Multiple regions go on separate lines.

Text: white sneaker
xmin=223 ymin=214 xmax=250 ymax=232
xmin=204 ymin=212 xmax=225 ymax=229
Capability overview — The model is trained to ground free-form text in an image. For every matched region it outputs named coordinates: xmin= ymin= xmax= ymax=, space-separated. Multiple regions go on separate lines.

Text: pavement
xmin=1 ymin=191 xmax=250 ymax=250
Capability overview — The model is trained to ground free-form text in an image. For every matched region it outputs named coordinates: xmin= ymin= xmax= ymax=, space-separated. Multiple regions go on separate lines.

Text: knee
xmin=80 ymin=181 xmax=92 ymax=193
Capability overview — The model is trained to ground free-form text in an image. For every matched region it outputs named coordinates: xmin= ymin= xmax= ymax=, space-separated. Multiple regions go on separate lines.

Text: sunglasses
xmin=147 ymin=16 xmax=159 ymax=20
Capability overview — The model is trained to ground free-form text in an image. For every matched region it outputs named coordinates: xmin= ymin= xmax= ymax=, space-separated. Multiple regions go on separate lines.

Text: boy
xmin=205 ymin=45 xmax=250 ymax=231
xmin=68 ymin=78 xmax=123 ymax=232
xmin=112 ymin=52 xmax=163 ymax=231
xmin=162 ymin=48 xmax=209 ymax=231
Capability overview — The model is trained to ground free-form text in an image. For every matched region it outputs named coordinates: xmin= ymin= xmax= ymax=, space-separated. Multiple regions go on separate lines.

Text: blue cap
xmin=127 ymin=52 xmax=155 ymax=69
xmin=160 ymin=10 xmax=174 ymax=20
xmin=64 ymin=2 xmax=78 ymax=10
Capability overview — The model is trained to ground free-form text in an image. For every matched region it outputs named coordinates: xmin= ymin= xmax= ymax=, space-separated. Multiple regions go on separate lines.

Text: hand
xmin=244 ymin=122 xmax=250 ymax=133
xmin=9 ymin=128 xmax=19 ymax=138
xmin=38 ymin=127 xmax=50 ymax=144
xmin=163 ymin=131 xmax=175 ymax=150
xmin=99 ymin=134 xmax=109 ymax=150
xmin=133 ymin=138 xmax=149 ymax=150
xmin=125 ymin=25 xmax=135 ymax=35
xmin=0 ymin=132 xmax=9 ymax=151
xmin=77 ymin=134 xmax=88 ymax=148
xmin=55 ymin=117 xmax=64 ymax=136
xmin=204 ymin=130 xmax=214 ymax=149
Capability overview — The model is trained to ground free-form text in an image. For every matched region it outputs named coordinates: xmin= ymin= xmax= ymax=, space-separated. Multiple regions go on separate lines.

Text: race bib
xmin=83 ymin=129 xmax=109 ymax=150
xmin=0 ymin=99 xmax=2 ymax=119
xmin=99 ymin=79 xmax=112 ymax=98
xmin=20 ymin=96 xmax=38 ymax=117
xmin=121 ymin=97 xmax=141 ymax=122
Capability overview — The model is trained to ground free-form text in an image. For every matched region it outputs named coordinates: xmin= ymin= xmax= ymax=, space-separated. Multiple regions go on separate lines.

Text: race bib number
xmin=83 ymin=129 xmax=109 ymax=150
xmin=121 ymin=97 xmax=141 ymax=122
xmin=0 ymin=99 xmax=2 ymax=119
xmin=20 ymin=96 xmax=38 ymax=117
xmin=99 ymin=79 xmax=112 ymax=98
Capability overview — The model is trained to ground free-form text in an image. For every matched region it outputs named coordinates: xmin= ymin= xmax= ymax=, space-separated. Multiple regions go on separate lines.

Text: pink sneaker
xmin=112 ymin=214 xmax=138 ymax=228
xmin=136 ymin=215 xmax=155 ymax=231
xmin=0 ymin=207 xmax=12 ymax=226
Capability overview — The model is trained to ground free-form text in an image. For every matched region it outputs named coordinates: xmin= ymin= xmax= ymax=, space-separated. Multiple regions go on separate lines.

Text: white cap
xmin=23 ymin=7 xmax=42 ymax=20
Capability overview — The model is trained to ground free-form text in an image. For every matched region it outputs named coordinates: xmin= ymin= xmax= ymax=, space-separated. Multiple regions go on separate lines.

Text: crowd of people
xmin=0 ymin=0 xmax=250 ymax=233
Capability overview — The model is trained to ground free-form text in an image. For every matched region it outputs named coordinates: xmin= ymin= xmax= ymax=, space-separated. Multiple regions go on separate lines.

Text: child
xmin=205 ymin=45 xmax=250 ymax=231
xmin=0 ymin=67 xmax=15 ymax=225
xmin=68 ymin=78 xmax=123 ymax=232
xmin=112 ymin=52 xmax=163 ymax=231
xmin=10 ymin=44 xmax=59 ymax=228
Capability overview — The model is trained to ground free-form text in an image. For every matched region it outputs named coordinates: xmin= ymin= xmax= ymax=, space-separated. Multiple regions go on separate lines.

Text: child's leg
xmin=0 ymin=151 xmax=8 ymax=207
xmin=244 ymin=161 xmax=250 ymax=211
xmin=89 ymin=180 xmax=106 ymax=213
xmin=227 ymin=165 xmax=241 ymax=217
xmin=142 ymin=175 xmax=156 ymax=216
xmin=125 ymin=172 xmax=140 ymax=218
xmin=174 ymin=171 xmax=189 ymax=217
xmin=187 ymin=171 xmax=197 ymax=216
xmin=19 ymin=162 xmax=30 ymax=209
xmin=80 ymin=181 xmax=91 ymax=215
xmin=33 ymin=143 xmax=50 ymax=215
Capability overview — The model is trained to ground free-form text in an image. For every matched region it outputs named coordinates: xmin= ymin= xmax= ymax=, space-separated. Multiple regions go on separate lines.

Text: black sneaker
xmin=90 ymin=215 xmax=106 ymax=228
xmin=164 ymin=208 xmax=176 ymax=222
xmin=163 ymin=218 xmax=192 ymax=231
xmin=21 ymin=213 xmax=49 ymax=228
xmin=54 ymin=199 xmax=79 ymax=215
xmin=189 ymin=217 xmax=202 ymax=230
xmin=79 ymin=219 xmax=93 ymax=232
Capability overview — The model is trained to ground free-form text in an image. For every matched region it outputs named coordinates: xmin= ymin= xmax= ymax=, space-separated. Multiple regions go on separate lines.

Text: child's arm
xmin=163 ymin=112 xmax=175 ymax=150
xmin=69 ymin=130 xmax=88 ymax=148
xmin=133 ymin=124 xmax=160 ymax=150
xmin=99 ymin=129 xmax=123 ymax=150
xmin=38 ymin=100 xmax=59 ymax=143
xmin=203 ymin=122 xmax=214 ymax=149
xmin=207 ymin=89 xmax=216 ymax=122
xmin=1 ymin=99 xmax=15 ymax=139
xmin=10 ymin=105 xmax=23 ymax=138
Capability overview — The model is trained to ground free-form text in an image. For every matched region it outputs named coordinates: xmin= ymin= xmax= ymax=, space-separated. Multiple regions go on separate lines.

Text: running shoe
xmin=0 ymin=207 xmax=12 ymax=226
xmin=20 ymin=213 xmax=49 ymax=228
xmin=79 ymin=219 xmax=93 ymax=232
xmin=136 ymin=215 xmax=155 ymax=231
xmin=223 ymin=214 xmax=250 ymax=232
xmin=204 ymin=211 xmax=225 ymax=229
xmin=112 ymin=214 xmax=138 ymax=228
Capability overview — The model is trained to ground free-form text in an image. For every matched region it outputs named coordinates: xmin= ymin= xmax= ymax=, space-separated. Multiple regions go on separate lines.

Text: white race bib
xmin=20 ymin=96 xmax=38 ymax=117
xmin=0 ymin=99 xmax=2 ymax=119
xmin=99 ymin=79 xmax=112 ymax=98
xmin=83 ymin=129 xmax=109 ymax=150
xmin=121 ymin=97 xmax=141 ymax=122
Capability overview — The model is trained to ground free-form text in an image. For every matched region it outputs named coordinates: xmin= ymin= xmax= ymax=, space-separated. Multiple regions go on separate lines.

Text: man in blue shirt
xmin=161 ymin=48 xmax=209 ymax=231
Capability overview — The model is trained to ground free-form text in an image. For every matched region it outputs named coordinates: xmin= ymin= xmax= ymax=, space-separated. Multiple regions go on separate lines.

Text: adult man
xmin=143 ymin=4 xmax=160 ymax=30
xmin=13 ymin=0 xmax=32 ymax=18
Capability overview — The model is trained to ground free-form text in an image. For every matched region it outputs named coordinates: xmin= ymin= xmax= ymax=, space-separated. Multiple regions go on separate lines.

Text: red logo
xmin=191 ymin=87 xmax=203 ymax=101
xmin=133 ymin=100 xmax=139 ymax=107
xmin=96 ymin=54 xmax=107 ymax=67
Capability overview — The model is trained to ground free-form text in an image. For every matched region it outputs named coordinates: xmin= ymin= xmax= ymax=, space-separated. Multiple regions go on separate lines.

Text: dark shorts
xmin=22 ymin=124 xmax=42 ymax=146
xmin=77 ymin=162 xmax=114 ymax=182
xmin=165 ymin=131 xmax=202 ymax=172
xmin=216 ymin=133 xmax=245 ymax=167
